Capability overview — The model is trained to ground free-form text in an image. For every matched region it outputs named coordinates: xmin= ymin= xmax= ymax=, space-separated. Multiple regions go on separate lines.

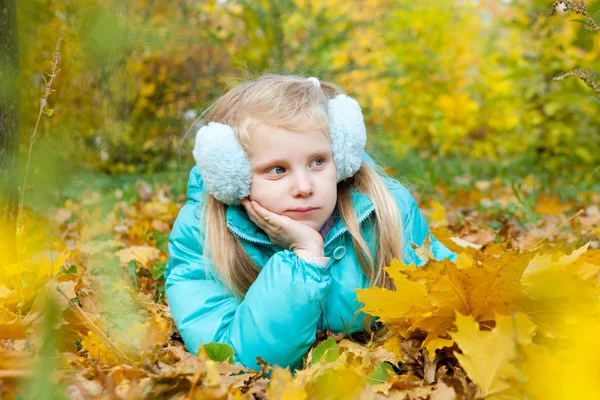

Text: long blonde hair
xmin=197 ymin=74 xmax=403 ymax=298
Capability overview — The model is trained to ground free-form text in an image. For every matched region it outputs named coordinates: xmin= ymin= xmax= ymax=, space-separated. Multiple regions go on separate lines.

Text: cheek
xmin=326 ymin=166 xmax=338 ymax=192
xmin=328 ymin=187 xmax=338 ymax=205
xmin=327 ymin=163 xmax=337 ymax=182
xmin=249 ymin=178 xmax=279 ymax=207
xmin=249 ymin=178 xmax=265 ymax=201
xmin=320 ymin=172 xmax=338 ymax=204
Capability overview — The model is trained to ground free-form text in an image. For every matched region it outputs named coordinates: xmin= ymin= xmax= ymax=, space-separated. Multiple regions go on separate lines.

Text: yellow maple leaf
xmin=427 ymin=200 xmax=448 ymax=228
xmin=411 ymin=232 xmax=435 ymax=263
xmin=357 ymin=250 xmax=535 ymax=352
xmin=0 ymin=222 xmax=71 ymax=316
xmin=356 ymin=259 xmax=433 ymax=336
xmin=267 ymin=367 xmax=308 ymax=400
xmin=81 ymin=307 xmax=173 ymax=366
xmin=81 ymin=330 xmax=124 ymax=367
xmin=0 ymin=304 xmax=28 ymax=340
xmin=521 ymin=242 xmax=599 ymax=290
xmin=450 ymin=312 xmax=535 ymax=399
xmin=518 ymin=242 xmax=600 ymax=339
xmin=115 ymin=245 xmax=160 ymax=269
xmin=382 ymin=334 xmax=403 ymax=364
xmin=306 ymin=367 xmax=365 ymax=400
xmin=139 ymin=313 xmax=174 ymax=354
xmin=422 ymin=337 xmax=454 ymax=355
xmin=534 ymin=194 xmax=572 ymax=216
xmin=520 ymin=320 xmax=600 ymax=400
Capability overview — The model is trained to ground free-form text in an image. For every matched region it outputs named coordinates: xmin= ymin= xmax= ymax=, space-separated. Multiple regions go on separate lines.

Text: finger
xmin=241 ymin=199 xmax=252 ymax=213
xmin=251 ymin=201 xmax=272 ymax=222
xmin=241 ymin=199 xmax=252 ymax=215
xmin=243 ymin=200 xmax=271 ymax=230
xmin=242 ymin=200 xmax=259 ymax=221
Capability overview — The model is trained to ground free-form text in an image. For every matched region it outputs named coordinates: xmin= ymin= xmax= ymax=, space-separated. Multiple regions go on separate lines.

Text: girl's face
xmin=246 ymin=122 xmax=338 ymax=232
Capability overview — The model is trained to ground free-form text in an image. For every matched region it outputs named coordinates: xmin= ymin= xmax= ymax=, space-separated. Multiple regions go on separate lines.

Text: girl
xmin=165 ymin=74 xmax=457 ymax=372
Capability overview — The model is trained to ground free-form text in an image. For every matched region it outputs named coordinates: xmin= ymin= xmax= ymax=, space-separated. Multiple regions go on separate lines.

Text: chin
xmin=306 ymin=220 xmax=324 ymax=231
xmin=294 ymin=219 xmax=317 ymax=230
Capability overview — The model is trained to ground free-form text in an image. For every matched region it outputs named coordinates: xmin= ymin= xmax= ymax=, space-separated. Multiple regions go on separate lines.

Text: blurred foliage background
xmin=15 ymin=0 xmax=600 ymax=197
xmin=4 ymin=2 xmax=600 ymax=396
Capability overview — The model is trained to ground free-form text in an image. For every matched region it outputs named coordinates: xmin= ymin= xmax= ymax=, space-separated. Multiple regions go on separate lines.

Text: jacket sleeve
xmin=164 ymin=200 xmax=331 ymax=371
xmin=385 ymin=179 xmax=458 ymax=267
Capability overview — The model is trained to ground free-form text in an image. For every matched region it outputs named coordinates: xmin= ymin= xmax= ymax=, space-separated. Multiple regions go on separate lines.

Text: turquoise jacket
xmin=165 ymin=154 xmax=457 ymax=371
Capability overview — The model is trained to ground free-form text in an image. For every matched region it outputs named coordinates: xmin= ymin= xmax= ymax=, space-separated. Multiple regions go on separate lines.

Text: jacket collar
xmin=225 ymin=189 xmax=375 ymax=247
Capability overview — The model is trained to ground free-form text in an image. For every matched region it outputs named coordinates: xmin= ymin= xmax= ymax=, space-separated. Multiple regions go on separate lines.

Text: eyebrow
xmin=255 ymin=150 xmax=329 ymax=170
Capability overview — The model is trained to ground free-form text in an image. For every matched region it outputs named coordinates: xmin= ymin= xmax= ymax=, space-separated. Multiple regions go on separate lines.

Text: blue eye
xmin=312 ymin=157 xmax=325 ymax=167
xmin=267 ymin=166 xmax=286 ymax=175
xmin=266 ymin=158 xmax=325 ymax=175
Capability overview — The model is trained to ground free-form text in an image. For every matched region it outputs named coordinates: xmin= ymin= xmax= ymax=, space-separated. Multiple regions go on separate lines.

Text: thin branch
xmin=550 ymin=2 xmax=600 ymax=99
xmin=550 ymin=0 xmax=600 ymax=33
xmin=553 ymin=68 xmax=600 ymax=96
xmin=527 ymin=209 xmax=585 ymax=251
xmin=16 ymin=37 xmax=64 ymax=249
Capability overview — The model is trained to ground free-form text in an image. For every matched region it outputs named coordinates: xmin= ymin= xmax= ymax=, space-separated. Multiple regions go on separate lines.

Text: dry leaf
xmin=450 ymin=312 xmax=535 ymax=399
xmin=115 ymin=246 xmax=160 ymax=268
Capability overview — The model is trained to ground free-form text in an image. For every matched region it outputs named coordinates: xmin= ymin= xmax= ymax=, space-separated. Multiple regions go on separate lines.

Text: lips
xmin=286 ymin=207 xmax=320 ymax=214
xmin=287 ymin=207 xmax=319 ymax=212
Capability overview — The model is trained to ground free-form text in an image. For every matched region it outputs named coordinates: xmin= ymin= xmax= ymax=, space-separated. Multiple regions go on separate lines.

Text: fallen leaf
xmin=115 ymin=246 xmax=160 ymax=268
xmin=450 ymin=312 xmax=535 ymax=399
xmin=267 ymin=367 xmax=308 ymax=400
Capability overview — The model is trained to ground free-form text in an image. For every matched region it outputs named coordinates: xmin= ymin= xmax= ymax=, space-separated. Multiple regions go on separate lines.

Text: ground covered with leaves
xmin=1 ymin=173 xmax=599 ymax=399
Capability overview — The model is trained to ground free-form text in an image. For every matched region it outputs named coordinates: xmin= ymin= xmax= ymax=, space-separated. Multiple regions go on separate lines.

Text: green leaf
xmin=70 ymin=298 xmax=82 ymax=307
xmin=489 ymin=220 xmax=502 ymax=230
xmin=60 ymin=265 xmax=77 ymax=275
xmin=510 ymin=181 xmax=523 ymax=204
xmin=153 ymin=230 xmax=169 ymax=254
xmin=367 ymin=362 xmax=396 ymax=385
xmin=591 ymin=96 xmax=600 ymax=106
xmin=151 ymin=260 xmax=167 ymax=281
xmin=44 ymin=108 xmax=54 ymax=116
xmin=310 ymin=337 xmax=339 ymax=365
xmin=153 ymin=284 xmax=165 ymax=303
xmin=569 ymin=18 xmax=591 ymax=28
xmin=202 ymin=342 xmax=235 ymax=364
xmin=127 ymin=260 xmax=138 ymax=288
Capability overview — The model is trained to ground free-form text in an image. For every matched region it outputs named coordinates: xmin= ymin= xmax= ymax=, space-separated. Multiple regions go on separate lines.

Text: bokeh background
xmin=2 ymin=2 xmax=600 ymax=397
xmin=15 ymin=0 xmax=600 ymax=211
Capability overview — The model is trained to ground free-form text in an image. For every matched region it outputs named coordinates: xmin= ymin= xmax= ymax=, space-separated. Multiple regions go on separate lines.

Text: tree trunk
xmin=0 ymin=0 xmax=20 ymax=264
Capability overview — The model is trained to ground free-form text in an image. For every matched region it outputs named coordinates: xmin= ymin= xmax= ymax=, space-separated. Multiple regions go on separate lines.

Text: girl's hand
xmin=241 ymin=199 xmax=324 ymax=258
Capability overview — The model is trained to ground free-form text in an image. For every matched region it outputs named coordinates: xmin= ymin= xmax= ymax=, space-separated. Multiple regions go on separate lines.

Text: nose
xmin=291 ymin=171 xmax=314 ymax=197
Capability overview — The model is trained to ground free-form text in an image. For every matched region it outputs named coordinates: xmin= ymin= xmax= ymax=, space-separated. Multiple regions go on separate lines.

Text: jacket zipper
xmin=226 ymin=223 xmax=276 ymax=246
xmin=319 ymin=205 xmax=374 ymax=332
xmin=323 ymin=205 xmax=375 ymax=248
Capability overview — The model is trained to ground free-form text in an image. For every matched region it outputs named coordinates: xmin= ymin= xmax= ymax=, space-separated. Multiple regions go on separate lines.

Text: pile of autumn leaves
xmin=1 ymin=178 xmax=599 ymax=399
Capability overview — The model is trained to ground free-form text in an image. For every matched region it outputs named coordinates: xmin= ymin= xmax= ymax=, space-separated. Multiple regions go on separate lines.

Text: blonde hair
xmin=196 ymin=74 xmax=403 ymax=298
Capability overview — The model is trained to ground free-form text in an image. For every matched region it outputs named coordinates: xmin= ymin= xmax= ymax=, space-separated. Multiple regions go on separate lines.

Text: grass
xmin=35 ymin=152 xmax=597 ymax=209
